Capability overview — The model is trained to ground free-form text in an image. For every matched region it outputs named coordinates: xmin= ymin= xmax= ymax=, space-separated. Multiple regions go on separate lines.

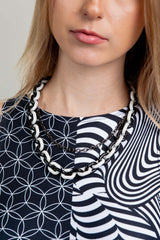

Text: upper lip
xmin=71 ymin=29 xmax=107 ymax=40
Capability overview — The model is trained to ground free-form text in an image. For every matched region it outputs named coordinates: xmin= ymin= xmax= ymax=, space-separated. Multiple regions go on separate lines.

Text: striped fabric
xmin=0 ymin=96 xmax=160 ymax=240
xmin=69 ymin=106 xmax=160 ymax=240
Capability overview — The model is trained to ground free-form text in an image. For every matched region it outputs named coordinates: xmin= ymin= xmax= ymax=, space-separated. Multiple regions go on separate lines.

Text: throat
xmin=39 ymin=80 xmax=130 ymax=117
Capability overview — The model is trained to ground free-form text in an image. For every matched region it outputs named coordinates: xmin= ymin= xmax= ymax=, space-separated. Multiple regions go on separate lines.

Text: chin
xmin=71 ymin=55 xmax=107 ymax=67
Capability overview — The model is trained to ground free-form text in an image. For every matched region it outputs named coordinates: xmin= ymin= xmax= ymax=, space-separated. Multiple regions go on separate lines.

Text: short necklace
xmin=28 ymin=78 xmax=136 ymax=180
xmin=36 ymin=108 xmax=127 ymax=153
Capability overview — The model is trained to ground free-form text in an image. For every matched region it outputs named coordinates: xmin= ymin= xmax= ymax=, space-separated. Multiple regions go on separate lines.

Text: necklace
xmin=28 ymin=78 xmax=136 ymax=180
xmin=36 ymin=108 xmax=127 ymax=153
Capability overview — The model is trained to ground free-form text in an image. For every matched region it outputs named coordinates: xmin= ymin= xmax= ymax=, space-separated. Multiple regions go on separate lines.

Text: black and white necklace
xmin=28 ymin=78 xmax=136 ymax=180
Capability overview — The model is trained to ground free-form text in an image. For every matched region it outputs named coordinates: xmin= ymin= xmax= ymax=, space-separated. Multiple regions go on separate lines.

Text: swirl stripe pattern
xmin=0 ymin=96 xmax=160 ymax=240
xmin=70 ymin=106 xmax=160 ymax=240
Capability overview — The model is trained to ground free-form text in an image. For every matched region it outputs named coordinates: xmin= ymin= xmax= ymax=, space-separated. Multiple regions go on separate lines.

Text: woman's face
xmin=48 ymin=0 xmax=144 ymax=67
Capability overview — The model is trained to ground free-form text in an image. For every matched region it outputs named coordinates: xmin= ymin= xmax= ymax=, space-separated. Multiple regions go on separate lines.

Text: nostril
xmin=83 ymin=12 xmax=102 ymax=20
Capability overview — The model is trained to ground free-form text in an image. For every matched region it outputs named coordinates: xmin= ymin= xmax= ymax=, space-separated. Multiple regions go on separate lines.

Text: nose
xmin=81 ymin=0 xmax=104 ymax=20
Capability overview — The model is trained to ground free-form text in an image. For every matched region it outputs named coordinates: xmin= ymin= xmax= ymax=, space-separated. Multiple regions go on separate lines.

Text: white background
xmin=0 ymin=0 xmax=35 ymax=99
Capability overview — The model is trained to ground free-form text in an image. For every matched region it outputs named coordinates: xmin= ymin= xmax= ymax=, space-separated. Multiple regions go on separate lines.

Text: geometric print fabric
xmin=0 ymin=96 xmax=160 ymax=240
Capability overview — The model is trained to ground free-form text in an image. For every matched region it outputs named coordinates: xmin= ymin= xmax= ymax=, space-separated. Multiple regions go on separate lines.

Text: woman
xmin=0 ymin=0 xmax=160 ymax=239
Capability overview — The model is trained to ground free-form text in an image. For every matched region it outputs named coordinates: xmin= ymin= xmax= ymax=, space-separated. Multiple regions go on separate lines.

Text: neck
xmin=39 ymin=55 xmax=129 ymax=117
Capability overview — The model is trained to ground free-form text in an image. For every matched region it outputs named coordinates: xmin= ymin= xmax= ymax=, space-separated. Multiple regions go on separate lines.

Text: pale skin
xmin=0 ymin=0 xmax=144 ymax=117
xmin=0 ymin=103 xmax=3 ymax=114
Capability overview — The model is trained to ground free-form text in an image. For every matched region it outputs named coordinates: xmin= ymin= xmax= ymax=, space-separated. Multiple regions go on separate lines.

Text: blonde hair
xmin=11 ymin=1 xmax=160 ymax=124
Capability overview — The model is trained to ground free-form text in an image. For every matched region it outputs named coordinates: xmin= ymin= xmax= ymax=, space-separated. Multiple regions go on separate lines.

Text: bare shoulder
xmin=0 ymin=102 xmax=4 ymax=115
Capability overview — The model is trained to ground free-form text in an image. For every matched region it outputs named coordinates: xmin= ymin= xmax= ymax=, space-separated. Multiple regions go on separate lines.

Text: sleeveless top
xmin=0 ymin=96 xmax=160 ymax=240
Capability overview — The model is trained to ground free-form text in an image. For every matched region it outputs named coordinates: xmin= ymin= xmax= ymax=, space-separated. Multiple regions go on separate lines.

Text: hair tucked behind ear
xmin=8 ymin=0 xmax=160 ymax=126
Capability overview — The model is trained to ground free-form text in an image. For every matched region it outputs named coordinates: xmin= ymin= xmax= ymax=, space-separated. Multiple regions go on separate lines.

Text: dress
xmin=0 ymin=96 xmax=160 ymax=240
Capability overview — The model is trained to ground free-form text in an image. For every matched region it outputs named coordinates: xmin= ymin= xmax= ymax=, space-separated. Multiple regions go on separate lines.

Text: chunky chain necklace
xmin=36 ymin=108 xmax=127 ymax=153
xmin=28 ymin=78 xmax=136 ymax=180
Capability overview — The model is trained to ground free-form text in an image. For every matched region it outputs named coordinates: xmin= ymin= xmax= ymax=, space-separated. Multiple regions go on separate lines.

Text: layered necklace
xmin=28 ymin=78 xmax=136 ymax=180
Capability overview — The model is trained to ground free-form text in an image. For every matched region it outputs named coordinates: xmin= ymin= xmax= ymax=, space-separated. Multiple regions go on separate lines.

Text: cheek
xmin=107 ymin=0 xmax=144 ymax=46
xmin=48 ymin=4 xmax=62 ymax=40
xmin=48 ymin=1 xmax=70 ymax=39
xmin=112 ymin=10 xmax=144 ymax=50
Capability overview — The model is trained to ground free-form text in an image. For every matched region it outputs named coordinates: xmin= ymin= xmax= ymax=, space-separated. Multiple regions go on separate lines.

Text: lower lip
xmin=71 ymin=32 xmax=107 ymax=45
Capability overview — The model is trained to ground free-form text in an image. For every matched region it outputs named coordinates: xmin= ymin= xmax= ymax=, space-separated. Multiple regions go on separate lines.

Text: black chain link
xmin=28 ymin=78 xmax=137 ymax=178
xmin=36 ymin=108 xmax=128 ymax=153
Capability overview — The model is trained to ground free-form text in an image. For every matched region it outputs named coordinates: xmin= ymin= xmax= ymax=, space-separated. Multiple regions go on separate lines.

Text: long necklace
xmin=28 ymin=78 xmax=136 ymax=180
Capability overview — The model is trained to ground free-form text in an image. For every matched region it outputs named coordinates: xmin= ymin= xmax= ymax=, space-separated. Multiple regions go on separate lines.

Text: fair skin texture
xmin=0 ymin=103 xmax=3 ymax=114
xmin=0 ymin=0 xmax=144 ymax=116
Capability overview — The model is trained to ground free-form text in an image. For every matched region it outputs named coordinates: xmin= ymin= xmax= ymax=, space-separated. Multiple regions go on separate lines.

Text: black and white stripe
xmin=0 ymin=97 xmax=159 ymax=240
xmin=70 ymin=106 xmax=160 ymax=240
